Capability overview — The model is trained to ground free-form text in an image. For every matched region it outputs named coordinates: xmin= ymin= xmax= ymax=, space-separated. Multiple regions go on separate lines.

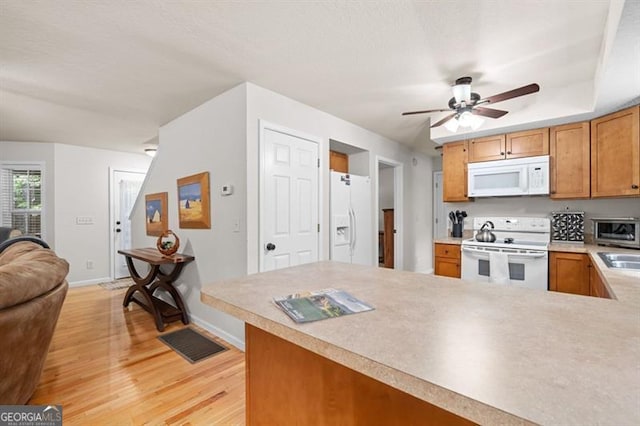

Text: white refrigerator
xmin=330 ymin=171 xmax=372 ymax=265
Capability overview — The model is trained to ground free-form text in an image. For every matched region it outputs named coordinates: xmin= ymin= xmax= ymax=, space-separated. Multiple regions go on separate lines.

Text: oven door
xmin=461 ymin=246 xmax=548 ymax=290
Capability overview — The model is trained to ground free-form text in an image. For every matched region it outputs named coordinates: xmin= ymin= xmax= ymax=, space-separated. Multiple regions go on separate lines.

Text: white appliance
xmin=330 ymin=171 xmax=372 ymax=265
xmin=467 ymin=155 xmax=549 ymax=197
xmin=461 ymin=217 xmax=550 ymax=290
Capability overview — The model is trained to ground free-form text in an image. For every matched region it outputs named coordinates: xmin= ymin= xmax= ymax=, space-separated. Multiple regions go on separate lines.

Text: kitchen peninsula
xmin=201 ymin=261 xmax=640 ymax=425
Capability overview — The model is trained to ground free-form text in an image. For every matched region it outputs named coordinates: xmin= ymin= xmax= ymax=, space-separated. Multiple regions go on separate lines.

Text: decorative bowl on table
xmin=156 ymin=230 xmax=180 ymax=256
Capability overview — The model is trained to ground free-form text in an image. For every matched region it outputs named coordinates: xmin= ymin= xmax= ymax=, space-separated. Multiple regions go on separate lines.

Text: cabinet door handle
xmin=632 ymin=184 xmax=639 ymax=189
xmin=550 ymin=190 xmax=556 ymax=194
xmin=500 ymin=152 xmax=505 ymax=155
xmin=507 ymin=151 xmax=512 ymax=154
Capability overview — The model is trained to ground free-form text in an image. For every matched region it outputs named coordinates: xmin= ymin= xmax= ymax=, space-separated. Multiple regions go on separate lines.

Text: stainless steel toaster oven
xmin=592 ymin=218 xmax=640 ymax=249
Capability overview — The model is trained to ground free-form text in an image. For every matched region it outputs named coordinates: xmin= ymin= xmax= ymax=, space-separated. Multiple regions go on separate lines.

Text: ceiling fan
xmin=402 ymin=77 xmax=540 ymax=131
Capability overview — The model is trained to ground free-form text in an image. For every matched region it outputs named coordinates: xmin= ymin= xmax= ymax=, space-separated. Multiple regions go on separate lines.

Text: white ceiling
xmin=1 ymin=0 xmax=638 ymax=156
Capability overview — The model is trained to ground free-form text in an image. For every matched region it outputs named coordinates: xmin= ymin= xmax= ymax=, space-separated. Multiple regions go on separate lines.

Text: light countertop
xmin=201 ymin=260 xmax=640 ymax=425
xmin=433 ymin=236 xmax=465 ymax=245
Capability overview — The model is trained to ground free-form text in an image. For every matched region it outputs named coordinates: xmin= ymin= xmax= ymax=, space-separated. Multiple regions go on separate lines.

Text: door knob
xmin=266 ymin=243 xmax=276 ymax=251
xmin=632 ymin=184 xmax=639 ymax=189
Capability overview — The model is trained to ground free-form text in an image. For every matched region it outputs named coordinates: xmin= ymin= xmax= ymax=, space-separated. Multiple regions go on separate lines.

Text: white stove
xmin=461 ymin=217 xmax=550 ymax=290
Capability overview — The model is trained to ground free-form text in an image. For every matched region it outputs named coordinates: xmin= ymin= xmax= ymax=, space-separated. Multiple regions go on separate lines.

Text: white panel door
xmin=262 ymin=127 xmax=319 ymax=272
xmin=113 ymin=170 xmax=145 ymax=279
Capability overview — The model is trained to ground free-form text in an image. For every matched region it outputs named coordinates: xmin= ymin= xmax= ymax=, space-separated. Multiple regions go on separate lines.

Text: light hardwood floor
xmin=30 ymin=285 xmax=245 ymax=425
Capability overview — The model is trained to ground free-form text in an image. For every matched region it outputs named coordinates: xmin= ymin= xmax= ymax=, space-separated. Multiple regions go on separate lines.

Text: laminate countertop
xmin=201 ymin=260 xmax=640 ymax=425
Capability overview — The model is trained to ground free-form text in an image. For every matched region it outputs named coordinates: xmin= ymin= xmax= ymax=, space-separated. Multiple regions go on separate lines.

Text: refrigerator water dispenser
xmin=334 ymin=214 xmax=350 ymax=246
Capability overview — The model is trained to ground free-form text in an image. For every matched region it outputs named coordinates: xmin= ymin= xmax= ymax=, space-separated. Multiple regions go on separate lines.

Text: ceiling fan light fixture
xmin=444 ymin=116 xmax=460 ymax=132
xmin=457 ymin=111 xmax=484 ymax=130
xmin=452 ymin=83 xmax=471 ymax=103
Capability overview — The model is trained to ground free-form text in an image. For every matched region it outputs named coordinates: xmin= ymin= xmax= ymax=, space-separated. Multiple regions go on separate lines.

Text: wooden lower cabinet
xmin=434 ymin=243 xmax=461 ymax=278
xmin=589 ymin=259 xmax=611 ymax=299
xmin=549 ymin=252 xmax=610 ymax=298
xmin=549 ymin=252 xmax=590 ymax=295
xmin=245 ymin=324 xmax=473 ymax=425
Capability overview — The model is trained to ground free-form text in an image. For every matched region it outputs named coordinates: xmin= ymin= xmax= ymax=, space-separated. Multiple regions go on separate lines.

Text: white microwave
xmin=467 ymin=155 xmax=549 ymax=197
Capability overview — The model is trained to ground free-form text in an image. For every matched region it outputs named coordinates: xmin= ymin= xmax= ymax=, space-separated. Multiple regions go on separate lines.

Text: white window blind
xmin=0 ymin=164 xmax=44 ymax=238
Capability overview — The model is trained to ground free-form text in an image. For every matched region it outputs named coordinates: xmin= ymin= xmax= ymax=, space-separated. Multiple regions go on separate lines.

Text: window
xmin=0 ymin=163 xmax=44 ymax=238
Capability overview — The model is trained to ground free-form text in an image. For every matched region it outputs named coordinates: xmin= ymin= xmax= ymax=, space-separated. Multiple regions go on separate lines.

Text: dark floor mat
xmin=158 ymin=328 xmax=228 ymax=363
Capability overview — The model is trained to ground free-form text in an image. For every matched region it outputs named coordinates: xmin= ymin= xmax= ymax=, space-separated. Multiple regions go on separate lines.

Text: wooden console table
xmin=118 ymin=248 xmax=195 ymax=331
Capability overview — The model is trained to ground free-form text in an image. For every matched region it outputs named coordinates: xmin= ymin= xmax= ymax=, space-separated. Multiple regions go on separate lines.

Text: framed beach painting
xmin=177 ymin=171 xmax=211 ymax=229
xmin=145 ymin=192 xmax=168 ymax=236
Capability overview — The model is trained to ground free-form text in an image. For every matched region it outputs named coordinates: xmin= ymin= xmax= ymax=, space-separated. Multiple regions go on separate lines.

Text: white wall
xmin=128 ymin=82 xmax=435 ymax=348
xmin=53 ymin=144 xmax=150 ymax=284
xmin=0 ymin=141 xmax=56 ymax=247
xmin=130 ymin=84 xmax=247 ymax=349
xmin=246 ymin=83 xmax=434 ymax=273
xmin=1 ymin=141 xmax=150 ymax=284
xmin=411 ymin=153 xmax=434 ymax=273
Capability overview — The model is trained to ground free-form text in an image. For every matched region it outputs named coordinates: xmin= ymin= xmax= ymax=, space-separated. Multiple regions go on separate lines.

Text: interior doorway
xmin=110 ymin=169 xmax=145 ymax=280
xmin=376 ymin=157 xmax=403 ymax=269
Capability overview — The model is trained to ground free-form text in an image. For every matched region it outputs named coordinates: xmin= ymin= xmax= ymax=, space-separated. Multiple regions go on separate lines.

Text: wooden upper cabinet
xmin=591 ymin=105 xmax=640 ymax=198
xmin=467 ymin=129 xmax=548 ymax=163
xmin=442 ymin=141 xmax=469 ymax=202
xmin=549 ymin=122 xmax=590 ymax=199
xmin=329 ymin=150 xmax=348 ymax=173
xmin=505 ymin=128 xmax=549 ymax=159
xmin=468 ymin=135 xmax=506 ymax=163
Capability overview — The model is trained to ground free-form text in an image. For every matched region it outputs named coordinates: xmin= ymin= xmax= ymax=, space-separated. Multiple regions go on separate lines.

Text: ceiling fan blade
xmin=430 ymin=112 xmax=458 ymax=128
xmin=472 ymin=106 xmax=509 ymax=119
xmin=481 ymin=83 xmax=540 ymax=105
xmin=402 ymin=108 xmax=451 ymax=116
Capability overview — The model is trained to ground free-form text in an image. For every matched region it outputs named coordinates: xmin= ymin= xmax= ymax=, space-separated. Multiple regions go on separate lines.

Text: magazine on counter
xmin=273 ymin=288 xmax=374 ymax=323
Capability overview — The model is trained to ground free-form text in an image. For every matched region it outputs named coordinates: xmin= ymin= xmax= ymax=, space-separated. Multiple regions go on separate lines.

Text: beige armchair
xmin=0 ymin=239 xmax=69 ymax=404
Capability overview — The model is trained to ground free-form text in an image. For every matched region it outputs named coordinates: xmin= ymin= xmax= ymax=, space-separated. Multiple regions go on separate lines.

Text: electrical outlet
xmin=86 ymin=260 xmax=94 ymax=270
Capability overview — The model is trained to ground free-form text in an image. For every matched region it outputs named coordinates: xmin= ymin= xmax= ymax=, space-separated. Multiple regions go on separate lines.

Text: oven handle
xmin=462 ymin=246 xmax=547 ymax=258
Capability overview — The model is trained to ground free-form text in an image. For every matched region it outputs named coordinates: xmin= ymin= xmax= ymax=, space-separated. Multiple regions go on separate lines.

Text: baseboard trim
xmin=190 ymin=314 xmax=246 ymax=352
xmin=68 ymin=277 xmax=111 ymax=288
